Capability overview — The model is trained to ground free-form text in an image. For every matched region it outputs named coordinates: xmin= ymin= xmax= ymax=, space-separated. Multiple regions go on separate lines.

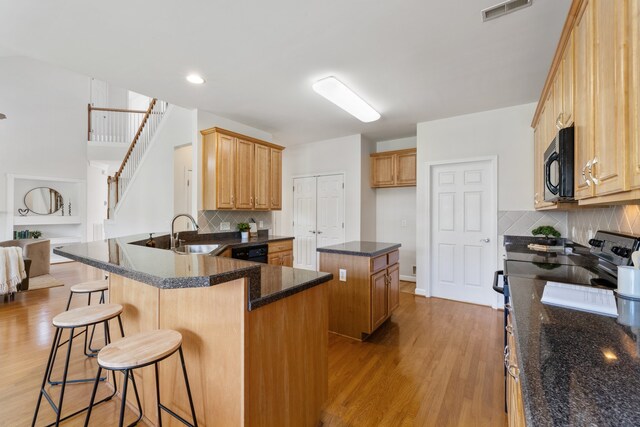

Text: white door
xmin=316 ymin=174 xmax=345 ymax=249
xmin=430 ymin=159 xmax=497 ymax=306
xmin=293 ymin=177 xmax=317 ymax=270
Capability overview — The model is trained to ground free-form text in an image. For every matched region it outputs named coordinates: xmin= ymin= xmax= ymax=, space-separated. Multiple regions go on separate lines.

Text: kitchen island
xmin=317 ymin=241 xmax=401 ymax=341
xmin=55 ymin=233 xmax=331 ymax=427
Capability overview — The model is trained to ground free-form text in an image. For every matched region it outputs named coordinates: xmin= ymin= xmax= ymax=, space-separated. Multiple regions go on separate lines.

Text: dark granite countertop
xmin=316 ymin=241 xmax=401 ymax=257
xmin=508 ymin=276 xmax=640 ymax=426
xmin=53 ymin=233 xmax=330 ymax=311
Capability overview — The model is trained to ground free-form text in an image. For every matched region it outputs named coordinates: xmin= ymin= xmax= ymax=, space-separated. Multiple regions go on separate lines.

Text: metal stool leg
xmin=54 ymin=327 xmax=75 ymax=425
xmin=128 ymin=371 xmax=143 ymax=427
xmin=118 ymin=369 xmax=130 ymax=427
xmin=155 ymin=363 xmax=162 ymax=427
xmin=179 ymin=347 xmax=198 ymax=427
xmin=32 ymin=328 xmax=61 ymax=427
xmin=65 ymin=292 xmax=73 ymax=310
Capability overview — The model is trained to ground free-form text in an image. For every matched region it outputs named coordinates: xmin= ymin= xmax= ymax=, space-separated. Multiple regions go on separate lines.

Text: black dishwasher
xmin=231 ymin=244 xmax=268 ymax=263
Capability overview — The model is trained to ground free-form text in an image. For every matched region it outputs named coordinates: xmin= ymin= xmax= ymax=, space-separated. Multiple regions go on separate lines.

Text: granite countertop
xmin=316 ymin=241 xmax=401 ymax=257
xmin=53 ymin=233 xmax=330 ymax=311
xmin=507 ymin=276 xmax=640 ymax=426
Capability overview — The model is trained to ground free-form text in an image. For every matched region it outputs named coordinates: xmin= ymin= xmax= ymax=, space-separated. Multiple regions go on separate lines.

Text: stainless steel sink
xmin=175 ymin=244 xmax=220 ymax=255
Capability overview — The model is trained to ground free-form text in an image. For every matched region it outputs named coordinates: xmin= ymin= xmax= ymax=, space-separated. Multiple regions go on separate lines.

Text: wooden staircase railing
xmin=106 ymin=98 xmax=168 ymax=218
xmin=88 ymin=105 xmax=148 ymax=143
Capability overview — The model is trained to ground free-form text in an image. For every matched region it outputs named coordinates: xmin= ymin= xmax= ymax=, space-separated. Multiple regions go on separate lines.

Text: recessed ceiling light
xmin=186 ymin=74 xmax=205 ymax=84
xmin=312 ymin=76 xmax=380 ymax=123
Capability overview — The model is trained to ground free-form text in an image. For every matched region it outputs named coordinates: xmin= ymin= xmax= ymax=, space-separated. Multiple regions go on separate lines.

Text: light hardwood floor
xmin=0 ymin=263 xmax=506 ymax=426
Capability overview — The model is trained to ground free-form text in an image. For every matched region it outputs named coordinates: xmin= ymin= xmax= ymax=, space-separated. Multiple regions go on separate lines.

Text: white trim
xmin=400 ymin=275 xmax=416 ymax=282
xmin=421 ymin=155 xmax=499 ymax=305
xmin=414 ymin=287 xmax=427 ymax=297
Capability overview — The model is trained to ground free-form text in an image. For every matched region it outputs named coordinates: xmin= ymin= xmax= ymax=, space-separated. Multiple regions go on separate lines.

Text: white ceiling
xmin=0 ymin=0 xmax=571 ymax=146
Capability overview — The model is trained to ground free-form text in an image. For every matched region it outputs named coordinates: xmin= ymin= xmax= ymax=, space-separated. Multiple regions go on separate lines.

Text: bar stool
xmin=66 ymin=279 xmax=109 ymax=357
xmin=33 ymin=304 xmax=125 ymax=427
xmin=85 ymin=329 xmax=198 ymax=427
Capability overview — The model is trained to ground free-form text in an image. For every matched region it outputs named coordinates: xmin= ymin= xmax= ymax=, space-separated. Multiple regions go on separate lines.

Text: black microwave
xmin=543 ymin=126 xmax=574 ymax=202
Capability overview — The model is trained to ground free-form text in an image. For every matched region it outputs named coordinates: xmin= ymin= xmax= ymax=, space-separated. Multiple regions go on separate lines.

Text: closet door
xmin=293 ymin=177 xmax=317 ymax=270
xmin=316 ymin=174 xmax=345 ymax=250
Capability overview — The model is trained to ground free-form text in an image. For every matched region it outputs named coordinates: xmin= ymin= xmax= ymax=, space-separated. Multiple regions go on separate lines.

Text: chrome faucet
xmin=171 ymin=213 xmax=199 ymax=249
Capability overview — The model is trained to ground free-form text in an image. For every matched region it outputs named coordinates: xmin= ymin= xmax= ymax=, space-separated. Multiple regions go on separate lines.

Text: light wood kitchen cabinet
xmin=269 ymin=148 xmax=282 ymax=209
xmin=319 ymin=247 xmax=400 ymax=341
xmin=201 ymin=127 xmax=284 ymax=211
xmin=370 ymin=148 xmax=416 ymax=188
xmin=562 ymin=32 xmax=575 ymax=126
xmin=268 ymin=239 xmax=293 ymax=267
xmin=254 ymin=144 xmax=270 ymax=210
xmin=630 ymin=0 xmax=640 ymax=189
xmin=235 ymin=138 xmax=254 ymax=209
xmin=533 ymin=92 xmax=556 ymax=210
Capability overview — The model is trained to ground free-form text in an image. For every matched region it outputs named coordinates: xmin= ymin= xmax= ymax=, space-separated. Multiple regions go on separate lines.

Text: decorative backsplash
xmin=198 ymin=210 xmax=273 ymax=233
xmin=498 ymin=210 xmax=568 ymax=238
xmin=568 ymin=205 xmax=640 ymax=246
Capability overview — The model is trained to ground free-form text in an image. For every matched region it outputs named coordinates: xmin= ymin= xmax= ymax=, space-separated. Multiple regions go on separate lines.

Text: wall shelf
xmin=13 ymin=216 xmax=82 ymax=226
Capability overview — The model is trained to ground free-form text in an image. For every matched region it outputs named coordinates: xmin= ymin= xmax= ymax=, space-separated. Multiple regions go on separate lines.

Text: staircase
xmin=89 ymin=98 xmax=169 ymax=218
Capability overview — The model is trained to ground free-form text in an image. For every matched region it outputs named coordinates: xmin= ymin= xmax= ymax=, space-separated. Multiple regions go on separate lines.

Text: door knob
xmin=317 ymin=231 xmax=323 ymax=234
xmin=481 ymin=238 xmax=490 ymax=243
xmin=309 ymin=230 xmax=316 ymax=234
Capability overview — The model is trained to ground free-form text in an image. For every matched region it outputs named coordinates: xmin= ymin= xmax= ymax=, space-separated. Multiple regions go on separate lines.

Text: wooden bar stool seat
xmin=65 ymin=279 xmax=110 ymax=357
xmin=32 ymin=304 xmax=126 ymax=427
xmin=69 ymin=280 xmax=108 ymax=294
xmin=86 ymin=330 xmax=198 ymax=427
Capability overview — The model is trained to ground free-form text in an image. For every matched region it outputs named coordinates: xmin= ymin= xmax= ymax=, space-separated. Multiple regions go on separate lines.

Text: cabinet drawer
xmin=268 ymin=239 xmax=293 ymax=254
xmin=387 ymin=250 xmax=399 ymax=266
xmin=371 ymin=254 xmax=388 ymax=273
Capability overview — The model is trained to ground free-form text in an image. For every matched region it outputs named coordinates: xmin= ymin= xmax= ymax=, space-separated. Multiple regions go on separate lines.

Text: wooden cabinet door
xmin=533 ymin=124 xmax=544 ymax=208
xmin=395 ymin=152 xmax=416 ymax=186
xmin=371 ymin=155 xmax=395 ymax=187
xmin=281 ymin=251 xmax=293 ymax=267
xmin=215 ymin=133 xmax=236 ymax=209
xmin=535 ymin=95 xmax=555 ymax=209
xmin=234 ymin=138 xmax=254 ymax=209
xmin=387 ymin=264 xmax=400 ymax=313
xmin=269 ymin=149 xmax=282 ymax=210
xmin=591 ymin=0 xmax=626 ymax=196
xmin=630 ymin=0 xmax=640 ymax=189
xmin=254 ymin=144 xmax=270 ymax=210
xmin=371 ymin=270 xmax=388 ymax=331
xmin=268 ymin=253 xmax=281 ymax=265
xmin=574 ymin=1 xmax=595 ymax=200
xmin=202 ymin=133 xmax=216 ymax=210
xmin=553 ymin=67 xmax=563 ymax=129
xmin=562 ymin=31 xmax=574 ymax=126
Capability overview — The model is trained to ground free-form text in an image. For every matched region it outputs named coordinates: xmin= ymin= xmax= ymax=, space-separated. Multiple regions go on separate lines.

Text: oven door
xmin=544 ymin=139 xmax=561 ymax=202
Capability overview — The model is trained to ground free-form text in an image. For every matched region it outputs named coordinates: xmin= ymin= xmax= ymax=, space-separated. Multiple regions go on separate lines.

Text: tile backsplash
xmin=498 ymin=210 xmax=568 ymax=238
xmin=198 ymin=210 xmax=273 ymax=233
xmin=568 ymin=205 xmax=640 ymax=246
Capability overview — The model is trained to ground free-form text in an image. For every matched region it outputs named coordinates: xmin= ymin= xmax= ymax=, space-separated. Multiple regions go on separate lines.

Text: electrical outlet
xmin=259 ymin=221 xmax=264 ymax=228
xmin=220 ymin=222 xmax=231 ymax=231
xmin=339 ymin=269 xmax=347 ymax=282
xmin=412 ymin=265 xmax=417 ymax=275
xmin=401 ymin=219 xmax=407 ymax=227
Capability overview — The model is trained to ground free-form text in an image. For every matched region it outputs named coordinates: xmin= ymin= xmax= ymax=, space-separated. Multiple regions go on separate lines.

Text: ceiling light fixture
xmin=186 ymin=74 xmax=205 ymax=84
xmin=312 ymin=77 xmax=380 ymax=123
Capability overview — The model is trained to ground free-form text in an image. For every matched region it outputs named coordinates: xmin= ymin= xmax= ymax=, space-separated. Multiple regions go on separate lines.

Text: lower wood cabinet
xmin=268 ymin=239 xmax=293 ymax=267
xmin=319 ymin=248 xmax=400 ymax=341
xmin=506 ymin=313 xmax=526 ymax=427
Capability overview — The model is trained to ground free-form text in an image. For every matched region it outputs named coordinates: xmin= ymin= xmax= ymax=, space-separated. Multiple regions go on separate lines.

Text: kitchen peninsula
xmin=54 ymin=233 xmax=331 ymax=427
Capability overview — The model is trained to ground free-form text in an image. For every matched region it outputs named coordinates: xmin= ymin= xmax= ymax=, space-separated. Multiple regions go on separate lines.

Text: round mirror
xmin=24 ymin=187 xmax=64 ymax=215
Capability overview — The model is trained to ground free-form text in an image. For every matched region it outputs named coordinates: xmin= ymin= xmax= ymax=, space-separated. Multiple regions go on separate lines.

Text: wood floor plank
xmin=0 ymin=262 xmax=506 ymax=426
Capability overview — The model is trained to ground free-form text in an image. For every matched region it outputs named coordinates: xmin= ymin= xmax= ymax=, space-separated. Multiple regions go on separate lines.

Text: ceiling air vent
xmin=482 ymin=0 xmax=532 ymax=22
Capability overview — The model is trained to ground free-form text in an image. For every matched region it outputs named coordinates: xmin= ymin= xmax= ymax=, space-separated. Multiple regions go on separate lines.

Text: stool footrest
xmin=159 ymin=404 xmax=196 ymax=427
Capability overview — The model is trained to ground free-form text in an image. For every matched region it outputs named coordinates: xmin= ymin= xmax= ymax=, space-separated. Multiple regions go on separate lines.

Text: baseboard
xmin=414 ymin=287 xmax=427 ymax=297
xmin=400 ymin=275 xmax=416 ymax=282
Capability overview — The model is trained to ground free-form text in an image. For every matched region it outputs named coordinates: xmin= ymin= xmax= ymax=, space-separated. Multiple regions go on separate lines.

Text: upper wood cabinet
xmin=269 ymin=148 xmax=282 ymax=210
xmin=533 ymin=0 xmax=639 ymax=206
xmin=201 ymin=127 xmax=284 ymax=211
xmin=370 ymin=148 xmax=416 ymax=188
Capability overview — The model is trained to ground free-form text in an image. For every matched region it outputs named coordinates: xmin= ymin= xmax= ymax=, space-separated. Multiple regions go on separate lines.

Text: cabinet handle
xmin=504 ymin=303 xmax=512 ymax=311
xmin=507 ymin=364 xmax=519 ymax=382
xmin=504 ymin=346 xmax=510 ymax=369
xmin=589 ymin=157 xmax=600 ymax=185
xmin=505 ymin=324 xmax=514 ymax=336
xmin=556 ymin=113 xmax=564 ymax=130
xmin=231 ymin=195 xmax=235 ymax=204
xmin=250 ymin=196 xmax=254 ymax=205
xmin=582 ymin=162 xmax=592 ymax=187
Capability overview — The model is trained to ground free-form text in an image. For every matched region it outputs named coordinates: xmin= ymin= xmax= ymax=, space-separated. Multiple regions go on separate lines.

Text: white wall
xmin=173 ymin=144 xmax=193 ymax=231
xmin=0 ymin=56 xmax=89 ymax=241
xmin=275 ymin=134 xmax=363 ymax=242
xmin=375 ymin=136 xmax=417 ymax=279
xmin=360 ymin=137 xmax=376 ymax=241
xmin=86 ymin=163 xmax=108 ymax=241
xmin=415 ymin=103 xmax=536 ymax=295
xmin=105 ymin=105 xmax=194 ymax=237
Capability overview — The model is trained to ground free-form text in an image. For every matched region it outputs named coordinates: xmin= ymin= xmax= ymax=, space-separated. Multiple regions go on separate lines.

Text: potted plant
xmin=237 ymin=223 xmax=250 ymax=240
xmin=531 ymin=225 xmax=561 ymax=246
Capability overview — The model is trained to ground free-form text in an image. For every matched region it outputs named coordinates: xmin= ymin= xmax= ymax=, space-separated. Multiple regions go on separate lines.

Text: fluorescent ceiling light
xmin=312 ymin=77 xmax=380 ymax=122
xmin=186 ymin=74 xmax=205 ymax=84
